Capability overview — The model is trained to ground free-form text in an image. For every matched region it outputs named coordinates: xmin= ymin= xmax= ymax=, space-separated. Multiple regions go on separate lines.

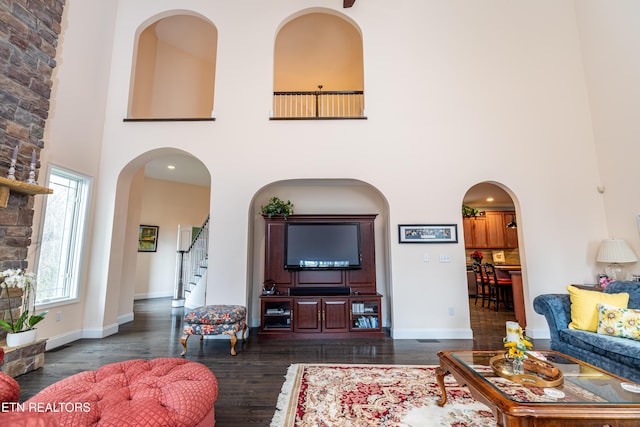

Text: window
xmin=36 ymin=166 xmax=91 ymax=305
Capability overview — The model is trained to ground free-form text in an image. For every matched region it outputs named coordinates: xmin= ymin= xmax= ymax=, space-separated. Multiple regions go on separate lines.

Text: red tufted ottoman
xmin=22 ymin=358 xmax=218 ymax=427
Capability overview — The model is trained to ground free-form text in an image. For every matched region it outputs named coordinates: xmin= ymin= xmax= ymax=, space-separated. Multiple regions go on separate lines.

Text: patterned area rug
xmin=270 ymin=364 xmax=497 ymax=427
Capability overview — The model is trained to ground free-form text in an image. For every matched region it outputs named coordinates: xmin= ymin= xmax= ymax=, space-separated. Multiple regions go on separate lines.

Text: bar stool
xmin=483 ymin=263 xmax=513 ymax=311
xmin=471 ymin=262 xmax=489 ymax=307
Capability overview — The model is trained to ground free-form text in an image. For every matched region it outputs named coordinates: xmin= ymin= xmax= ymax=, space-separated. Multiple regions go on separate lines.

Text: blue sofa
xmin=533 ymin=281 xmax=640 ymax=383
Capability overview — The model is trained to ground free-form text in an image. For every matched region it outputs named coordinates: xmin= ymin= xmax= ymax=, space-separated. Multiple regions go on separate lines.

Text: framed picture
xmin=138 ymin=225 xmax=159 ymax=252
xmin=398 ymin=224 xmax=458 ymax=244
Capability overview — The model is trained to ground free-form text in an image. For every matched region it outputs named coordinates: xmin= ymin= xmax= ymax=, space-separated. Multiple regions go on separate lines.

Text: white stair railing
xmin=175 ymin=215 xmax=209 ymax=308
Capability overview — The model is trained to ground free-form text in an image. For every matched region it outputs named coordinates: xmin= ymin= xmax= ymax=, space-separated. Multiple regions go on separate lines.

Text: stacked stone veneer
xmin=0 ymin=1 xmax=65 ymax=375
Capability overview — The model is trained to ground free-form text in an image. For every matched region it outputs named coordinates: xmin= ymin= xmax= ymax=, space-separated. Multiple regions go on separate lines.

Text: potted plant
xmin=0 ymin=269 xmax=48 ymax=346
xmin=260 ymin=196 xmax=294 ymax=219
xmin=462 ymin=205 xmax=481 ymax=218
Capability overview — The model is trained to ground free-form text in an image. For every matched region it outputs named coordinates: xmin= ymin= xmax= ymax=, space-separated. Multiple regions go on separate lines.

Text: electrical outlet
xmin=55 ymin=311 xmax=62 ymax=322
xmin=448 ymin=306 xmax=455 ymax=316
xmin=423 ymin=253 xmax=430 ymax=262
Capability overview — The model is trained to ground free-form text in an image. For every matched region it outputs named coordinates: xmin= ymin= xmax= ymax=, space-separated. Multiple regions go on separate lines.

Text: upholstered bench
xmin=181 ymin=305 xmax=248 ymax=356
xmin=0 ymin=357 xmax=218 ymax=427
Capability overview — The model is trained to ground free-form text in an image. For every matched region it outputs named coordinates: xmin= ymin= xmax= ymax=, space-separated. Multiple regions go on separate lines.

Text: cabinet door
xmin=463 ymin=217 xmax=474 ymax=248
xmin=264 ymin=221 xmax=293 ymax=288
xmin=485 ymin=212 xmax=506 ymax=248
xmin=471 ymin=216 xmax=488 ymax=248
xmin=322 ymin=298 xmax=349 ymax=332
xmin=504 ymin=212 xmax=518 ymax=248
xmin=346 ymin=219 xmax=376 ymax=293
xmin=293 ymin=299 xmax=321 ymax=332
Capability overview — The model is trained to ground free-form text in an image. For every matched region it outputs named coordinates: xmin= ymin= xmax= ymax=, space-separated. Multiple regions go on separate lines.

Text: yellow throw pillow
xmin=567 ymin=285 xmax=629 ymax=332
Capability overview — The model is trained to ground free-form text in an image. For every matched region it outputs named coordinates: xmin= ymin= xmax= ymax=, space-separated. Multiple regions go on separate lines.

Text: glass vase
xmin=512 ymin=357 xmax=524 ymax=374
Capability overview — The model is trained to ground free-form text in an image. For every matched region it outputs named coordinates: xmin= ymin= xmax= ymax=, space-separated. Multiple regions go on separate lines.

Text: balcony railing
xmin=271 ymin=90 xmax=365 ymax=119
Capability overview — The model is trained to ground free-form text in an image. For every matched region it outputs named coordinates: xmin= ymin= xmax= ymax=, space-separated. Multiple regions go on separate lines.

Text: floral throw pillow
xmin=596 ymin=303 xmax=640 ymax=341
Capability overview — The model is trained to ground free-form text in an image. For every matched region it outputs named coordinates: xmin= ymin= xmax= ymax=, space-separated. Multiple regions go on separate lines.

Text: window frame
xmin=35 ymin=164 xmax=92 ymax=309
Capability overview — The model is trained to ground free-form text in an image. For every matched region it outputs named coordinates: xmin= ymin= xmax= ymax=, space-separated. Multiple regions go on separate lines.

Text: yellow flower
xmin=603 ymin=309 xmax=620 ymax=321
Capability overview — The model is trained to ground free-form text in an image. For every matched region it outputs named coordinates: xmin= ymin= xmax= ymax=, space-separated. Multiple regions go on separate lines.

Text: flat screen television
xmin=284 ymin=222 xmax=361 ymax=270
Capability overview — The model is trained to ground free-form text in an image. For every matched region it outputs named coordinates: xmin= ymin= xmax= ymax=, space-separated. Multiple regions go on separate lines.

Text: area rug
xmin=270 ymin=363 xmax=497 ymax=427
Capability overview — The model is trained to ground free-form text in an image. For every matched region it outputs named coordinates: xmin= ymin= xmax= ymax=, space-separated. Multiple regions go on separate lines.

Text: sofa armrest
xmin=533 ymin=293 xmax=571 ymax=343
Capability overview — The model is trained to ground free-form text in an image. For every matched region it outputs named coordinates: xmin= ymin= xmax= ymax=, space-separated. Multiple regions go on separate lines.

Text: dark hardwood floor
xmin=15 ymin=297 xmax=548 ymax=426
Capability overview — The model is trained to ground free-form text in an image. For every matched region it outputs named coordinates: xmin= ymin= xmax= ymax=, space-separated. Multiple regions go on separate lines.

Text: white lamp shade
xmin=596 ymin=239 xmax=638 ymax=263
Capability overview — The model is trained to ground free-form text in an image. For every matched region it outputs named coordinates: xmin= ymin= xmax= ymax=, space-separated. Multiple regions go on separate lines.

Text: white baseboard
xmin=45 ymin=323 xmax=120 ymax=350
xmin=134 ymin=292 xmax=173 ymax=300
xmin=82 ymin=322 xmax=119 ymax=339
xmin=44 ymin=329 xmax=83 ymax=351
xmin=117 ymin=312 xmax=134 ymax=325
xmin=390 ymin=328 xmax=473 ymax=340
xmin=524 ymin=327 xmax=550 ymax=339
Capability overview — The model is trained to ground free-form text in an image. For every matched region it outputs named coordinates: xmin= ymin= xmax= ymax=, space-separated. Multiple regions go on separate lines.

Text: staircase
xmin=176 ymin=216 xmax=209 ymax=309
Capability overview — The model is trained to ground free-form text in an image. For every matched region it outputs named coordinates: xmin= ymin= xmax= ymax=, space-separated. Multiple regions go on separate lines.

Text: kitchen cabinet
xmin=463 ymin=216 xmax=488 ymax=248
xmin=504 ymin=212 xmax=518 ymax=248
xmin=485 ymin=212 xmax=506 ymax=248
xmin=464 ymin=211 xmax=518 ymax=249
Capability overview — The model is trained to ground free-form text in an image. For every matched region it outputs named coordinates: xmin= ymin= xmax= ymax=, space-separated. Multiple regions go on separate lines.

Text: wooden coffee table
xmin=437 ymin=350 xmax=640 ymax=427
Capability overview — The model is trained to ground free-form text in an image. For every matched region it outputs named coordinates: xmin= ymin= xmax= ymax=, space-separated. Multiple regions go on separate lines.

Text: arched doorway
xmin=110 ymin=149 xmax=211 ymax=323
xmin=462 ymin=182 xmax=524 ymax=346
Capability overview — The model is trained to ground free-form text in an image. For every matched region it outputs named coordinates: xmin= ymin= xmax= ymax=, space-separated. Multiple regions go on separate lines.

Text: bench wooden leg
xmin=180 ymin=334 xmax=190 ymax=356
xmin=228 ymin=332 xmax=238 ymax=356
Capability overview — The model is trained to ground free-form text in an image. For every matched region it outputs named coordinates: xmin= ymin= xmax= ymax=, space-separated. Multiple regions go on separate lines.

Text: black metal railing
xmin=272 ymin=90 xmax=365 ymax=119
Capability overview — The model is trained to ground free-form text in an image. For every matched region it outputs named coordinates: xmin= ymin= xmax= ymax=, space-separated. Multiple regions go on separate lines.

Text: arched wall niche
xmin=246 ymin=178 xmax=392 ymax=329
xmin=128 ymin=10 xmax=218 ymax=119
xmin=274 ymin=8 xmax=364 ymax=92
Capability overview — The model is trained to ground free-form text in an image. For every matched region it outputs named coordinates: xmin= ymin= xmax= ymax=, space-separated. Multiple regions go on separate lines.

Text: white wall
xmin=36 ymin=0 xmax=640 ymax=346
xmin=575 ymin=0 xmax=640 ymax=259
xmin=29 ymin=0 xmax=118 ymax=349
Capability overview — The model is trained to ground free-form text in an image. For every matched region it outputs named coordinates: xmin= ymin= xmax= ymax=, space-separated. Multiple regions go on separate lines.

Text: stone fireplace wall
xmin=0 ymin=1 xmax=65 ymax=344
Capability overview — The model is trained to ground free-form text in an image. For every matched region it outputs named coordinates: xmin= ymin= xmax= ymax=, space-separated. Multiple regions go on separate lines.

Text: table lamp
xmin=596 ymin=238 xmax=638 ymax=280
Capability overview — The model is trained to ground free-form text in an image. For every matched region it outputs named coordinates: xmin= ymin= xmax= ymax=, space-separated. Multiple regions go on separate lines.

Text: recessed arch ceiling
xmin=463 ymin=183 xmax=514 ymax=210
xmin=144 ymin=154 xmax=210 ymax=187
xmin=153 ymin=15 xmax=217 ymax=63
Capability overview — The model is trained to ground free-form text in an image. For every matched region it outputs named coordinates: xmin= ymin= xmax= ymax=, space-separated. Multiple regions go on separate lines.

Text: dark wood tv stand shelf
xmin=259 ymin=214 xmax=383 ymax=339
xmin=260 ymin=293 xmax=383 ymax=339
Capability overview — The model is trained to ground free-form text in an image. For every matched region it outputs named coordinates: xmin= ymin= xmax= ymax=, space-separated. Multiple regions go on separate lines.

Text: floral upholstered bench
xmin=181 ymin=305 xmax=248 ymax=356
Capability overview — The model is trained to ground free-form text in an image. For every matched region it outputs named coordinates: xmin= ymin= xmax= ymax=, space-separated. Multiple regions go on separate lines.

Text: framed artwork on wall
xmin=398 ymin=224 xmax=458 ymax=243
xmin=138 ymin=225 xmax=159 ymax=252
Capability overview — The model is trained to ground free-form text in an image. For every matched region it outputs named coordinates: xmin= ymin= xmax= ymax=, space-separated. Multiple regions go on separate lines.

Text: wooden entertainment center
xmin=259 ymin=214 xmax=383 ymax=339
